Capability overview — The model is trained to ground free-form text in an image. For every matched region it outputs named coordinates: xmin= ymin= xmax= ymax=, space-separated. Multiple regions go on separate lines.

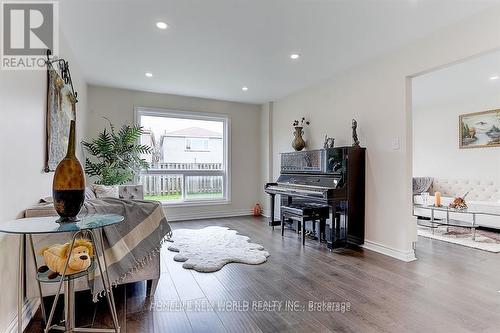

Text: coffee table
xmin=413 ymin=204 xmax=500 ymax=241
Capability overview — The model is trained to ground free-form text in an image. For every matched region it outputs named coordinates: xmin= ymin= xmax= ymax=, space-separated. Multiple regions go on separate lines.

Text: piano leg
xmin=328 ymin=202 xmax=348 ymax=250
xmin=269 ymin=193 xmax=276 ymax=229
xmin=328 ymin=205 xmax=336 ymax=251
xmin=302 ymin=219 xmax=306 ymax=245
xmin=281 ymin=213 xmax=285 ymax=236
xmin=320 ymin=218 xmax=326 ymax=242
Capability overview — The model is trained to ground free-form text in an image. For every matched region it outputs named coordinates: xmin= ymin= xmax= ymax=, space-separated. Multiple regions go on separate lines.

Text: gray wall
xmin=268 ymin=7 xmax=500 ymax=261
xmin=0 ymin=35 xmax=88 ymax=331
xmin=413 ymin=89 xmax=500 ymax=183
xmin=87 ymin=85 xmax=262 ymax=221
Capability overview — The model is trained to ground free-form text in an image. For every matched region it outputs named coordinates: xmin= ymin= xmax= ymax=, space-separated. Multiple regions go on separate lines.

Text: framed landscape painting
xmin=459 ymin=109 xmax=500 ymax=149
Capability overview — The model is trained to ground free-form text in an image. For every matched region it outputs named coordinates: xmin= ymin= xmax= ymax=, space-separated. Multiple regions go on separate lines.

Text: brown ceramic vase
xmin=292 ymin=126 xmax=306 ymax=151
xmin=53 ymin=120 xmax=85 ymax=222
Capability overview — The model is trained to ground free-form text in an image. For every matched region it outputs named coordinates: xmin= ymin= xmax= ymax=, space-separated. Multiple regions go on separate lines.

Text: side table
xmin=0 ymin=214 xmax=124 ymax=333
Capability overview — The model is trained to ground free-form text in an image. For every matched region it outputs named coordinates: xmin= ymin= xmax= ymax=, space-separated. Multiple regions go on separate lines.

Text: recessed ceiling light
xmin=145 ymin=72 xmax=153 ymax=78
xmin=489 ymin=75 xmax=499 ymax=80
xmin=156 ymin=21 xmax=168 ymax=30
xmin=241 ymin=86 xmax=248 ymax=91
xmin=290 ymin=53 xmax=300 ymax=60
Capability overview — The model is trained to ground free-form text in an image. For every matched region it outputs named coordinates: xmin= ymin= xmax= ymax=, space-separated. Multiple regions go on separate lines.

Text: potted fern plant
xmin=82 ymin=119 xmax=152 ymax=186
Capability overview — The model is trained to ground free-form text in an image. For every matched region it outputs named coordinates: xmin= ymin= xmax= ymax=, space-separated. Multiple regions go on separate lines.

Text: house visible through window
xmin=136 ymin=107 xmax=229 ymax=204
xmin=185 ymin=138 xmax=209 ymax=151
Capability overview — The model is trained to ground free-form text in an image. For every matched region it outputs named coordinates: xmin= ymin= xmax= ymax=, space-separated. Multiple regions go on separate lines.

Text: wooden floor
xmin=26 ymin=216 xmax=500 ymax=333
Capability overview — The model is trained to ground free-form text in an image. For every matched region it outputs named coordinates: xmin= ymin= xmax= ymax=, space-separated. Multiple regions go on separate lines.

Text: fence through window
xmin=137 ymin=108 xmax=228 ymax=204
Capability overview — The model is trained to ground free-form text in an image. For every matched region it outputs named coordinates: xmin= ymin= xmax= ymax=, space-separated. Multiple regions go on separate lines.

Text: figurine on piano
xmin=324 ymin=135 xmax=335 ymax=149
xmin=352 ymin=119 xmax=360 ymax=147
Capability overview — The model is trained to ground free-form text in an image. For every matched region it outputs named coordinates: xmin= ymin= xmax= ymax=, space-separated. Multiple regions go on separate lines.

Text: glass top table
xmin=413 ymin=204 xmax=500 ymax=217
xmin=0 ymin=214 xmax=124 ymax=235
xmin=413 ymin=203 xmax=500 ymax=241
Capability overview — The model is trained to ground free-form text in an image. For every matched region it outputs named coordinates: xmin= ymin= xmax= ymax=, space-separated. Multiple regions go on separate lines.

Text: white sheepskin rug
xmin=418 ymin=226 xmax=500 ymax=253
xmin=167 ymin=226 xmax=270 ymax=272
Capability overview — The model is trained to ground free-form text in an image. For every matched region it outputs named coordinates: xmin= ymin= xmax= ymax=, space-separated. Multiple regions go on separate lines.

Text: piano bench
xmin=280 ymin=204 xmax=329 ymax=245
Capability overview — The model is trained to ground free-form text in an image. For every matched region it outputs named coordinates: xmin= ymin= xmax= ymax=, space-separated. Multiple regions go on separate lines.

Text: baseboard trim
xmin=261 ymin=209 xmax=278 ymax=220
xmin=6 ymin=298 xmax=39 ymax=333
xmin=242 ymin=211 xmax=417 ymax=262
xmin=362 ymin=240 xmax=417 ymax=262
xmin=167 ymin=209 xmax=254 ymax=222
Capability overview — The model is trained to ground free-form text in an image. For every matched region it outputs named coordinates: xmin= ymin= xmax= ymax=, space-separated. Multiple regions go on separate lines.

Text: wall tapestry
xmin=45 ymin=54 xmax=78 ymax=172
xmin=459 ymin=109 xmax=500 ymax=149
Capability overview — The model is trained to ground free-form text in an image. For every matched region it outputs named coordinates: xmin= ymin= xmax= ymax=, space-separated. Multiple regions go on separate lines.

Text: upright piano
xmin=264 ymin=147 xmax=365 ymax=248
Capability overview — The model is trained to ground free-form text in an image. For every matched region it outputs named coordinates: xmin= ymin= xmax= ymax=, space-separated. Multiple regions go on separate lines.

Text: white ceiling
xmin=413 ymin=49 xmax=500 ymax=109
xmin=60 ymin=0 xmax=498 ymax=104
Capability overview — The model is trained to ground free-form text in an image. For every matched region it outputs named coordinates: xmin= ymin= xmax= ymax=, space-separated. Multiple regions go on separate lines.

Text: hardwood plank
xmin=163 ymin=249 xmax=206 ymax=301
xmin=25 ymin=216 xmax=500 ymax=333
xmin=92 ymin=284 xmax=127 ymax=331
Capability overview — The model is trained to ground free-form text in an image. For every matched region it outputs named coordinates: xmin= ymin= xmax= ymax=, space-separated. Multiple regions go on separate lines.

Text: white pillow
xmin=92 ymin=185 xmax=119 ymax=198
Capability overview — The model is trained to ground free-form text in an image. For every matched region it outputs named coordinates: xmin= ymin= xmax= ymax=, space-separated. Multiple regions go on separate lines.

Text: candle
xmin=435 ymin=192 xmax=441 ymax=207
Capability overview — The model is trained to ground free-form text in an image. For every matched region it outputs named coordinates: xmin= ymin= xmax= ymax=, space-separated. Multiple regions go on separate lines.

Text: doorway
xmin=411 ymin=49 xmax=500 ymax=252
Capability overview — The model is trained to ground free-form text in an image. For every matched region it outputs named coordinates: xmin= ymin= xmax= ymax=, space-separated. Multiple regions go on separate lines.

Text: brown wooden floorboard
xmin=25 ymin=216 xmax=500 ymax=333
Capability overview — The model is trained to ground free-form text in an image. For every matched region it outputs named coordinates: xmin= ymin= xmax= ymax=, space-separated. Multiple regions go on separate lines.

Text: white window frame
xmin=135 ymin=106 xmax=231 ymax=207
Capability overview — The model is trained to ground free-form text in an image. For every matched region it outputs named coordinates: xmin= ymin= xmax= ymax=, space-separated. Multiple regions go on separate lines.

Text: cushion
xmin=413 ymin=177 xmax=433 ymax=194
xmin=119 ymin=185 xmax=144 ymax=200
xmin=92 ymin=185 xmax=119 ymax=198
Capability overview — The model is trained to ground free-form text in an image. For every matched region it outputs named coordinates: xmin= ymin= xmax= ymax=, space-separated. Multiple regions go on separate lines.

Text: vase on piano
xmin=292 ymin=126 xmax=306 ymax=151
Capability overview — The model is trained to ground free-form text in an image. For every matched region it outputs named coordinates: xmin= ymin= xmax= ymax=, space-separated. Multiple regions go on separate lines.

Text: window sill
xmin=161 ymin=199 xmax=231 ymax=208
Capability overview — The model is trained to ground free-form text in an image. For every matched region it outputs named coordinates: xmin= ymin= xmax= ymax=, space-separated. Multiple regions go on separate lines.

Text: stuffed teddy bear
xmin=38 ymin=238 xmax=94 ymax=279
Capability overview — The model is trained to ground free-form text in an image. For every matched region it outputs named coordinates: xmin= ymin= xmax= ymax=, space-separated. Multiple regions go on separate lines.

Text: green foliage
xmin=82 ymin=119 xmax=152 ymax=185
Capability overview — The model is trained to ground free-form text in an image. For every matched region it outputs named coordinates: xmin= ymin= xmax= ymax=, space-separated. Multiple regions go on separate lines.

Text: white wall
xmin=0 ymin=36 xmax=88 ymax=331
xmin=87 ymin=85 xmax=262 ymax=221
xmin=260 ymin=102 xmax=273 ymax=215
xmin=414 ymin=92 xmax=500 ymax=182
xmin=268 ymin=7 xmax=500 ymax=261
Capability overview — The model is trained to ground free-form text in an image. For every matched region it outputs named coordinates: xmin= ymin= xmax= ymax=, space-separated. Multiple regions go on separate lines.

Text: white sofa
xmin=414 ymin=179 xmax=500 ymax=230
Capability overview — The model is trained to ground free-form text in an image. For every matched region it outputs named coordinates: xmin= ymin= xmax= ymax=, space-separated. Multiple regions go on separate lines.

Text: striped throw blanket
xmin=80 ymin=198 xmax=171 ymax=301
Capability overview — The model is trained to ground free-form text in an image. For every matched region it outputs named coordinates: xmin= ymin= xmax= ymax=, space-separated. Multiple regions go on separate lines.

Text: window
xmin=136 ymin=107 xmax=229 ymax=205
xmin=185 ymin=138 xmax=209 ymax=151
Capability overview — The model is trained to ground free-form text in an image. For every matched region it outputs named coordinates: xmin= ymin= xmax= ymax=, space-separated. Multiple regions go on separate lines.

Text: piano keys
xmin=264 ymin=147 xmax=365 ymax=249
xmin=265 ymin=183 xmax=331 ymax=199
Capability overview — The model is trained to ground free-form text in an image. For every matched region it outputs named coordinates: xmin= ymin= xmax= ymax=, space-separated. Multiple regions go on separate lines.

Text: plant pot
xmin=292 ymin=127 xmax=306 ymax=151
xmin=53 ymin=120 xmax=85 ymax=222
